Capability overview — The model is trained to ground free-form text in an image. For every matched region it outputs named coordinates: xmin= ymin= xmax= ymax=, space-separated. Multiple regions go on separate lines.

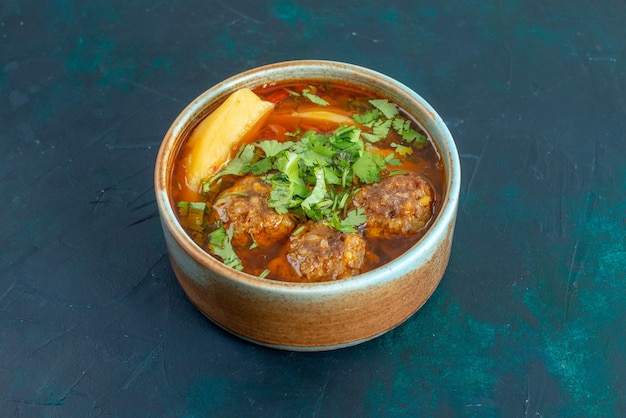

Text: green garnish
xmin=202 ymin=144 xmax=256 ymax=192
xmin=372 ymin=119 xmax=392 ymax=138
xmin=177 ymin=201 xmax=189 ymax=216
xmin=330 ymin=207 xmax=367 ymax=233
xmin=361 ymin=132 xmax=384 ymax=143
xmin=353 ymin=100 xmax=429 ymax=148
xmin=352 ymin=151 xmax=386 ymax=184
xmin=392 ymin=117 xmax=428 ymax=146
xmin=369 ymin=99 xmax=399 ymax=119
xmin=352 ymin=109 xmax=380 ymax=127
xmin=300 ymin=167 xmax=331 ymax=221
xmin=176 ymin=201 xmax=206 ymax=231
xmin=291 ymin=224 xmax=306 ymax=236
xmin=208 ymin=223 xmax=243 ymax=271
xmin=384 ymin=152 xmax=402 ymax=166
xmin=257 ymin=139 xmax=294 ymax=157
xmin=391 ymin=142 xmax=414 ymax=156
xmin=302 ymin=88 xmax=329 ymax=106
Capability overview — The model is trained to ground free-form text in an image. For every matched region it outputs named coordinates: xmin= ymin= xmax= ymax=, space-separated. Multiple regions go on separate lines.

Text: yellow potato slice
xmin=293 ymin=108 xmax=356 ymax=126
xmin=183 ymin=88 xmax=274 ymax=192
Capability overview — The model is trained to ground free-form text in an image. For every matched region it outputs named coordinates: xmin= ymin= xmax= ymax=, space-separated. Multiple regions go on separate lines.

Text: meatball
xmin=211 ymin=175 xmax=296 ymax=247
xmin=285 ymin=222 xmax=367 ymax=282
xmin=352 ymin=173 xmax=434 ymax=238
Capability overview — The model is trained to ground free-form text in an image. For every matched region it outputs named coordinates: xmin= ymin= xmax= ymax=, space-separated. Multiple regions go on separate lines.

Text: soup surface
xmin=170 ymin=81 xmax=444 ymax=282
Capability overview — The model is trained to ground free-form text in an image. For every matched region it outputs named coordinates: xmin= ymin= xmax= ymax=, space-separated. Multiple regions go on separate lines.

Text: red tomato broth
xmin=169 ymin=81 xmax=445 ymax=282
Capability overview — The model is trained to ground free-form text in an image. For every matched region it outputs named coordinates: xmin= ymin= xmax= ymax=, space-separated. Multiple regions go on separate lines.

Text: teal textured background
xmin=1 ymin=0 xmax=624 ymax=416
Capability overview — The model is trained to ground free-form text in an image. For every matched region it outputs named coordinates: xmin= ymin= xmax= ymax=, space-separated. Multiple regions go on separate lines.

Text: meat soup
xmin=170 ymin=81 xmax=444 ymax=282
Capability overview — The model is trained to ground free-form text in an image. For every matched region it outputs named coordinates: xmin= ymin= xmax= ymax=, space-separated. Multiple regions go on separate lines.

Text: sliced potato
xmin=183 ymin=88 xmax=274 ymax=192
xmin=293 ymin=109 xmax=356 ymax=126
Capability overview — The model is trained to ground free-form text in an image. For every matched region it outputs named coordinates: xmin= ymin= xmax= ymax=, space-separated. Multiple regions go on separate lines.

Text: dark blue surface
xmin=1 ymin=1 xmax=625 ymax=416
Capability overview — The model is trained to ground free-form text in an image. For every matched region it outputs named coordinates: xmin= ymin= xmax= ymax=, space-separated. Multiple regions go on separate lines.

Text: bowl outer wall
xmin=154 ymin=60 xmax=461 ymax=350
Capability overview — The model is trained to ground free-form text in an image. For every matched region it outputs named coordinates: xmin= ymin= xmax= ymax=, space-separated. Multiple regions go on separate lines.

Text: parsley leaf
xmin=208 ymin=223 xmax=243 ymax=271
xmin=353 ymin=151 xmax=386 ymax=184
xmin=257 ymin=139 xmax=294 ymax=157
xmin=301 ymin=167 xmax=327 ymax=213
xmin=384 ymin=152 xmax=402 ymax=166
xmin=392 ymin=117 xmax=409 ymax=133
xmin=391 ymin=142 xmax=414 ymax=156
xmin=267 ymin=180 xmax=298 ymax=214
xmin=176 ymin=201 xmax=206 ymax=231
xmin=247 ymin=158 xmax=273 ymax=176
xmin=275 ymin=150 xmax=305 ymax=187
xmin=393 ymin=117 xmax=428 ymax=146
xmin=402 ymin=128 xmax=428 ymax=145
xmin=203 ymin=144 xmax=255 ymax=192
xmin=369 ymin=99 xmax=399 ymax=119
xmin=372 ymin=119 xmax=392 ymax=138
xmin=177 ymin=201 xmax=189 ymax=217
xmin=333 ymin=207 xmax=367 ymax=233
xmin=323 ymin=166 xmax=341 ymax=185
xmin=353 ymin=109 xmax=380 ymax=126
xmin=302 ymin=88 xmax=329 ymax=106
xmin=361 ymin=132 xmax=383 ymax=143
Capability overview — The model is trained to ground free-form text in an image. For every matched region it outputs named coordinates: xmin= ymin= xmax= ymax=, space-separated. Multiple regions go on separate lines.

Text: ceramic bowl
xmin=154 ymin=60 xmax=460 ymax=351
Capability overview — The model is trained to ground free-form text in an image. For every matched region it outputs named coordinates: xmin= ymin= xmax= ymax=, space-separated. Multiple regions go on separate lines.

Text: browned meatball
xmin=285 ymin=222 xmax=367 ymax=282
xmin=352 ymin=173 xmax=434 ymax=238
xmin=211 ymin=175 xmax=296 ymax=247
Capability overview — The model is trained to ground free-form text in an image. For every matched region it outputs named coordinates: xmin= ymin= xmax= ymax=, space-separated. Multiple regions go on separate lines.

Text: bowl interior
xmin=155 ymin=59 xmax=461 ymax=290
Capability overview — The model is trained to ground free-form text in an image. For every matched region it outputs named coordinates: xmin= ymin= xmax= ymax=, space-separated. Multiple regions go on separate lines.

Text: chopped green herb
xmin=331 ymin=207 xmax=367 ymax=233
xmin=369 ymin=99 xmax=399 ymax=119
xmin=292 ymin=224 xmax=306 ymax=236
xmin=372 ymin=119 xmax=392 ymax=138
xmin=248 ymin=233 xmax=260 ymax=250
xmin=353 ymin=109 xmax=380 ymax=126
xmin=275 ymin=150 xmax=304 ymax=187
xmin=301 ymin=167 xmax=327 ymax=214
xmin=392 ymin=117 xmax=410 ymax=134
xmin=402 ymin=129 xmax=428 ymax=146
xmin=384 ymin=152 xmax=402 ymax=166
xmin=259 ymin=269 xmax=271 ymax=279
xmin=323 ymin=166 xmax=341 ymax=185
xmin=177 ymin=201 xmax=189 ymax=217
xmin=267 ymin=181 xmax=297 ymax=214
xmin=203 ymin=144 xmax=256 ymax=192
xmin=177 ymin=201 xmax=206 ymax=231
xmin=247 ymin=157 xmax=273 ymax=175
xmin=353 ymin=151 xmax=386 ymax=184
xmin=302 ymin=88 xmax=329 ymax=106
xmin=189 ymin=202 xmax=207 ymax=211
xmin=361 ymin=132 xmax=383 ymax=143
xmin=257 ymin=139 xmax=294 ymax=157
xmin=208 ymin=223 xmax=243 ymax=271
xmin=393 ymin=117 xmax=428 ymax=146
xmin=391 ymin=142 xmax=414 ymax=156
